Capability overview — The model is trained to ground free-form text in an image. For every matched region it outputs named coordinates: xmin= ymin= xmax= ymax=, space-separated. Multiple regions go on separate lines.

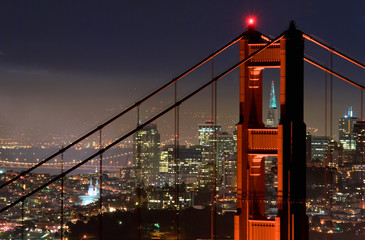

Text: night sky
xmin=1 ymin=1 xmax=365 ymax=144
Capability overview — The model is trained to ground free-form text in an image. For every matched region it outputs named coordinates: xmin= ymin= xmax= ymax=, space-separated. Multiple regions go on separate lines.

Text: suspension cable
xmin=210 ymin=57 xmax=217 ymax=240
xmin=60 ymin=148 xmax=64 ymax=240
xmin=0 ymin=32 xmax=244 ymax=191
xmin=304 ymin=56 xmax=365 ymax=90
xmin=21 ymin=177 xmax=25 ymax=240
xmin=99 ymin=129 xmax=103 ymax=240
xmin=214 ymin=59 xmax=218 ymax=239
xmin=324 ymin=70 xmax=328 ymax=218
xmin=325 ymin=70 xmax=328 ymax=142
xmin=136 ymin=105 xmax=141 ymax=240
xmin=0 ymin=33 xmax=284 ymax=214
xmin=329 ymin=51 xmax=333 ymax=239
xmin=360 ymin=89 xmax=364 ymax=121
xmin=262 ymin=31 xmax=365 ymax=90
xmin=330 ymin=51 xmax=333 ymax=139
xmin=303 ymin=33 xmax=365 ymax=70
xmin=174 ymin=81 xmax=180 ymax=240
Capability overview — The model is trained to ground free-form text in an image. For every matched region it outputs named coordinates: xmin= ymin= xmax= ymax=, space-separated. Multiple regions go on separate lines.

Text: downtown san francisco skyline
xmin=1 ymin=2 xmax=365 ymax=239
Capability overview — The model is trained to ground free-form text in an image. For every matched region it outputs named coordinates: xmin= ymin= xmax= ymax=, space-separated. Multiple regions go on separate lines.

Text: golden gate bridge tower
xmin=235 ymin=20 xmax=308 ymax=240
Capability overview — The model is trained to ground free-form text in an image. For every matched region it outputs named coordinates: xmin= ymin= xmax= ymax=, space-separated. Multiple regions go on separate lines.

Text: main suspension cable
xmin=304 ymin=56 xmax=365 ymax=90
xmin=0 ymin=33 xmax=284 ymax=214
xmin=0 ymin=32 xmax=245 ymax=191
xmin=303 ymin=33 xmax=365 ymax=70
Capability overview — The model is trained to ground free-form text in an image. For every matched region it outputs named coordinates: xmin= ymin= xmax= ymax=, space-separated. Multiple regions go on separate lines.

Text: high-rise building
xmin=133 ymin=123 xmax=160 ymax=186
xmin=222 ymin=153 xmax=237 ymax=188
xmin=159 ymin=145 xmax=210 ymax=186
xmin=311 ymin=136 xmax=330 ymax=163
xmin=217 ymin=132 xmax=236 ymax=185
xmin=354 ymin=120 xmax=365 ymax=158
xmin=266 ymin=81 xmax=278 ymax=127
xmin=339 ymin=107 xmax=358 ymax=150
xmin=198 ymin=120 xmax=222 ymax=146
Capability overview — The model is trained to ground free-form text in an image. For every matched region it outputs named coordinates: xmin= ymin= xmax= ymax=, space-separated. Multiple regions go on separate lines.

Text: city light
xmin=0 ymin=10 xmax=364 ymax=240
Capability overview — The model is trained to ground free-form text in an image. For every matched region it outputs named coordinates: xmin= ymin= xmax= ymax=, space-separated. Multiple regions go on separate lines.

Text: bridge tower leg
xmin=277 ymin=22 xmax=308 ymax=240
xmin=235 ymin=22 xmax=308 ymax=240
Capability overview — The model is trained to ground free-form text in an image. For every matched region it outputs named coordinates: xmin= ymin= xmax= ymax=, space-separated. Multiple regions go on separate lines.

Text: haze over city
xmin=1 ymin=1 xmax=365 ymax=240
xmin=0 ymin=1 xmax=365 ymax=144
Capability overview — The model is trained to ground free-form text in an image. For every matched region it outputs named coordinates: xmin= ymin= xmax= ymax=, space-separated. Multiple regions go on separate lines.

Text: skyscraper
xmin=160 ymin=145 xmax=210 ymax=186
xmin=133 ymin=123 xmax=160 ymax=186
xmin=311 ymin=136 xmax=330 ymax=163
xmin=339 ymin=107 xmax=358 ymax=150
xmin=197 ymin=120 xmax=222 ymax=186
xmin=198 ymin=120 xmax=222 ymax=146
xmin=266 ymin=81 xmax=278 ymax=127
xmin=353 ymin=120 xmax=365 ymax=156
xmin=217 ymin=132 xmax=236 ymax=185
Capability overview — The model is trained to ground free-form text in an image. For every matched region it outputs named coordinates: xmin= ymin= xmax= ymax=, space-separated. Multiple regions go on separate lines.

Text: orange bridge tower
xmin=235 ymin=22 xmax=308 ymax=240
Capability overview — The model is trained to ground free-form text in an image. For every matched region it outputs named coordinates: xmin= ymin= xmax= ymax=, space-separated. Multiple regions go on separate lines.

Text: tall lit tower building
xmin=339 ymin=107 xmax=358 ymax=150
xmin=198 ymin=120 xmax=222 ymax=146
xmin=133 ymin=123 xmax=160 ymax=185
xmin=266 ymin=81 xmax=278 ymax=127
xmin=197 ymin=120 xmax=222 ymax=186
xmin=354 ymin=120 xmax=365 ymax=156
xmin=217 ymin=132 xmax=236 ymax=185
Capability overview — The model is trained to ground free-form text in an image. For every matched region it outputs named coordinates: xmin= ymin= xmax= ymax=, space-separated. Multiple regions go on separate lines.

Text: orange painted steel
xmin=0 ymin=32 xmax=285 ymax=215
xmin=304 ymin=57 xmax=365 ymax=90
xmin=303 ymin=33 xmax=365 ymax=70
xmin=0 ymin=32 xmax=245 ymax=192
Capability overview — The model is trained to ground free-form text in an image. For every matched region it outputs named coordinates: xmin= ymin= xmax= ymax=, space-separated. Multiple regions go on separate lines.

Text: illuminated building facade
xmin=79 ymin=178 xmax=100 ymax=206
xmin=310 ymin=136 xmax=330 ymax=163
xmin=197 ymin=121 xmax=222 ymax=187
xmin=198 ymin=120 xmax=222 ymax=146
xmin=266 ymin=81 xmax=278 ymax=127
xmin=339 ymin=107 xmax=358 ymax=150
xmin=222 ymin=153 xmax=237 ymax=188
xmin=354 ymin=120 xmax=365 ymax=156
xmin=159 ymin=145 xmax=210 ymax=186
xmin=133 ymin=123 xmax=160 ymax=186
xmin=217 ymin=132 xmax=236 ymax=185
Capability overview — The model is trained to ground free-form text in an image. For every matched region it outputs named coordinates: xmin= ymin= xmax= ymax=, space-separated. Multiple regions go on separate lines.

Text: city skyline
xmin=1 ymin=3 xmax=365 ymax=239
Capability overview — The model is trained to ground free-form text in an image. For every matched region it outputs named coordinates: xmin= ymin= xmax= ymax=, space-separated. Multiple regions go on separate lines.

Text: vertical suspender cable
xmin=136 ymin=105 xmax=141 ymax=240
xmin=330 ymin=51 xmax=333 ymax=139
xmin=360 ymin=88 xmax=364 ymax=121
xmin=324 ymin=71 xmax=327 ymax=197
xmin=61 ymin=149 xmax=64 ymax=240
xmin=21 ymin=177 xmax=24 ymax=240
xmin=329 ymin=50 xmax=333 ymax=240
xmin=325 ymin=71 xmax=328 ymax=144
xmin=324 ymin=71 xmax=328 ymax=240
xmin=358 ymin=88 xmax=365 ymax=223
xmin=99 ymin=129 xmax=103 ymax=240
xmin=213 ymin=58 xmax=217 ymax=239
xmin=210 ymin=58 xmax=216 ymax=240
xmin=174 ymin=82 xmax=180 ymax=240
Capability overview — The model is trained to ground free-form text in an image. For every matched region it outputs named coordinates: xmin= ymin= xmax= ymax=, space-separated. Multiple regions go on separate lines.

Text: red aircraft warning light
xmin=247 ymin=17 xmax=256 ymax=30
xmin=248 ymin=18 xmax=255 ymax=25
